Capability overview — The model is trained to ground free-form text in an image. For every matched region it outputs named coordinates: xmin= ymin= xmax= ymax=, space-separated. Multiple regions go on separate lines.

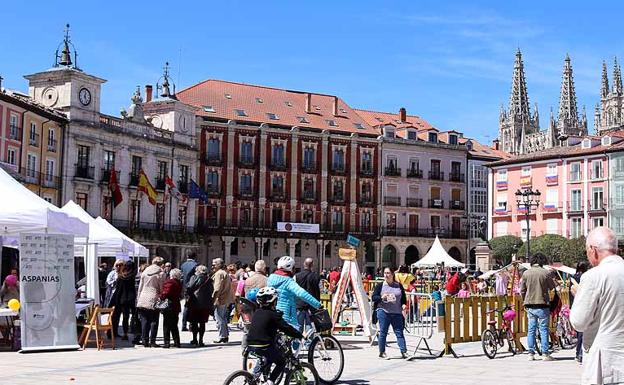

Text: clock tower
xmin=24 ymin=24 xmax=105 ymax=122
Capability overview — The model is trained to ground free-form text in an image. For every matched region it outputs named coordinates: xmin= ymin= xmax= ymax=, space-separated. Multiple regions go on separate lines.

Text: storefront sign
xmin=276 ymin=222 xmax=320 ymax=233
xmin=19 ymin=233 xmax=79 ymax=351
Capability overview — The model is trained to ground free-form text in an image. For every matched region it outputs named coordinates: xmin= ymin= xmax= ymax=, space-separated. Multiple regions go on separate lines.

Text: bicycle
xmin=225 ymin=333 xmax=320 ymax=385
xmin=481 ymin=304 xmax=517 ymax=359
xmin=555 ymin=305 xmax=577 ymax=349
xmin=243 ymin=308 xmax=344 ymax=384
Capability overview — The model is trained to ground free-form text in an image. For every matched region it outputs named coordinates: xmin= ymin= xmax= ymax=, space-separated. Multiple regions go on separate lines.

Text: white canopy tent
xmin=412 ymin=236 xmax=466 ymax=268
xmin=94 ymin=217 xmax=149 ymax=259
xmin=0 ymin=167 xmax=88 ymax=237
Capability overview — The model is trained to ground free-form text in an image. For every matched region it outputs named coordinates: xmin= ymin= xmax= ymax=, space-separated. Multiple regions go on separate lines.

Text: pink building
xmin=488 ymin=136 xmax=624 ymax=243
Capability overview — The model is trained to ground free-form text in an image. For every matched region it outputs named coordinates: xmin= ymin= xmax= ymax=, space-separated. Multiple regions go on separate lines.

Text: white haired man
xmin=211 ymin=258 xmax=233 ymax=343
xmin=570 ymin=226 xmax=624 ymax=385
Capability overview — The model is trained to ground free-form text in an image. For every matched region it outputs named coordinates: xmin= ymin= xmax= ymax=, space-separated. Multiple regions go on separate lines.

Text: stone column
xmin=290 ymin=128 xmax=299 ymax=221
xmin=374 ymin=240 xmax=382 ymax=271
xmin=254 ymin=237 xmax=263 ymax=262
xmin=222 ymin=235 xmax=235 ymax=264
xmin=287 ymin=238 xmax=299 ymax=261
xmin=317 ymin=239 xmax=325 ymax=272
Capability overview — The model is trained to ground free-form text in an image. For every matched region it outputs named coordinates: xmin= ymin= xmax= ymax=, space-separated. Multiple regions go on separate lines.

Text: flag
xmin=137 ymin=169 xmax=158 ymax=205
xmin=189 ymin=179 xmax=208 ymax=203
xmin=165 ymin=176 xmax=187 ymax=204
xmin=520 ymin=176 xmax=532 ymax=186
xmin=543 ymin=202 xmax=557 ymax=210
xmin=545 ymin=175 xmax=558 ymax=184
xmin=108 ymin=169 xmax=123 ymax=207
xmin=496 ymin=180 xmax=508 ymax=189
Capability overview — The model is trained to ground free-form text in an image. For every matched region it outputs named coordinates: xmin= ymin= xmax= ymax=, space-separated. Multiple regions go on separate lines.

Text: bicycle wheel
xmin=284 ymin=362 xmax=320 ymax=385
xmin=242 ymin=350 xmax=284 ymax=384
xmin=307 ymin=335 xmax=344 ymax=384
xmin=223 ymin=370 xmax=257 ymax=385
xmin=481 ymin=329 xmax=498 ymax=359
xmin=505 ymin=330 xmax=517 ymax=355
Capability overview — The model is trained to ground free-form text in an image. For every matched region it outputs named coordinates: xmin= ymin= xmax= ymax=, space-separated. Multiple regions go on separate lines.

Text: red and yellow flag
xmin=137 ymin=169 xmax=158 ymax=205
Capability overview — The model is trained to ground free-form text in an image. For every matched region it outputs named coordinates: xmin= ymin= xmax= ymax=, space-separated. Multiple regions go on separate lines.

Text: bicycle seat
xmin=487 ymin=320 xmax=497 ymax=325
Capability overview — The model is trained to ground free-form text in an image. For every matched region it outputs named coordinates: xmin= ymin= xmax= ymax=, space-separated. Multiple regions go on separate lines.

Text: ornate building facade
xmin=499 ymin=50 xmax=587 ymax=155
xmin=595 ymin=58 xmax=624 ymax=134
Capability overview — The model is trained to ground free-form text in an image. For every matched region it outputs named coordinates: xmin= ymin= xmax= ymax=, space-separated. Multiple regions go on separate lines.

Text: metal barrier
xmin=404 ymin=292 xmax=437 ymax=356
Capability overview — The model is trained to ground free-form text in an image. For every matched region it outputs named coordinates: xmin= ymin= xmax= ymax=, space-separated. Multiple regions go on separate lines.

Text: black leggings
xmin=190 ymin=322 xmax=205 ymax=343
xmin=112 ymin=304 xmax=132 ymax=336
xmin=163 ymin=311 xmax=180 ymax=345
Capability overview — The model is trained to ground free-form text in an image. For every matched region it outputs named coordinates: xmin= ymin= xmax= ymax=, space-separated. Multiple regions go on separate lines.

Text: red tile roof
xmin=462 ymin=138 xmax=511 ymax=160
xmin=176 ymin=79 xmax=378 ymax=136
xmin=353 ymin=108 xmax=436 ymax=134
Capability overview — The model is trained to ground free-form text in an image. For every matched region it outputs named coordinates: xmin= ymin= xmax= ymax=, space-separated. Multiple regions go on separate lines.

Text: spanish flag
xmin=138 ymin=169 xmax=158 ymax=205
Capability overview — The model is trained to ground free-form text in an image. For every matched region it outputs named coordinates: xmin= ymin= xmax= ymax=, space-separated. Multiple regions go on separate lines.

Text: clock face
xmin=78 ymin=87 xmax=91 ymax=106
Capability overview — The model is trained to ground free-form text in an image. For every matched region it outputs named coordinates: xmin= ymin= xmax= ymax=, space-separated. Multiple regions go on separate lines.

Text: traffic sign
xmin=346 ymin=234 xmax=361 ymax=248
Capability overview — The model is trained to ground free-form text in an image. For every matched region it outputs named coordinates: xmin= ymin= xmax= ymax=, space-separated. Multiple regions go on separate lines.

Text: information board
xmin=19 ymin=233 xmax=79 ymax=352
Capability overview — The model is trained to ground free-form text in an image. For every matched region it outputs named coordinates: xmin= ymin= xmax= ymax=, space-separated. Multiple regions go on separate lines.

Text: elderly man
xmin=244 ymin=260 xmax=268 ymax=295
xmin=570 ymin=227 xmax=624 ymax=385
xmin=295 ymin=258 xmax=321 ymax=332
xmin=211 ymin=258 xmax=233 ymax=343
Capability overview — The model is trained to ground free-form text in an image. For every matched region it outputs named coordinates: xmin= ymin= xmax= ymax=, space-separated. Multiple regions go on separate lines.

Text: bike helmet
xmin=277 ymin=256 xmax=295 ymax=272
xmin=256 ymin=287 xmax=278 ymax=307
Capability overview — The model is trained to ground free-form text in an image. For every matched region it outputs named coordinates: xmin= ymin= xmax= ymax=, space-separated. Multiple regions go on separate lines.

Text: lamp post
xmin=515 ymin=188 xmax=541 ymax=260
xmin=462 ymin=214 xmax=483 ymax=268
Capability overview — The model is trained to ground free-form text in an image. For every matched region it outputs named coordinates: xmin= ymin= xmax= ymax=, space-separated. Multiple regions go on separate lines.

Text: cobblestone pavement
xmin=0 ymin=320 xmax=583 ymax=385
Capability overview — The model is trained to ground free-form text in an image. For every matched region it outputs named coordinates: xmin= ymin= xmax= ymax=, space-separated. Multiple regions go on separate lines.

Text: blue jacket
xmin=267 ymin=272 xmax=321 ymax=328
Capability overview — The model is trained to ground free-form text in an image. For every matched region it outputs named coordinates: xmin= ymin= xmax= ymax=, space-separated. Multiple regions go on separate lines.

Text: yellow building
xmin=0 ymin=90 xmax=67 ymax=205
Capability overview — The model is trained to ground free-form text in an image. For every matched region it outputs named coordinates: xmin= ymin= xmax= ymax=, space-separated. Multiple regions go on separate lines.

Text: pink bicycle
xmin=481 ymin=305 xmax=517 ymax=359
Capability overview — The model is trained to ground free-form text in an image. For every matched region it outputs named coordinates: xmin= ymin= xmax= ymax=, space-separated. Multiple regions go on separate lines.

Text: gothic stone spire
xmin=509 ymin=48 xmax=531 ymax=122
xmin=558 ymin=54 xmax=579 ymax=124
xmin=601 ymin=61 xmax=610 ymax=98
xmin=613 ymin=57 xmax=623 ymax=95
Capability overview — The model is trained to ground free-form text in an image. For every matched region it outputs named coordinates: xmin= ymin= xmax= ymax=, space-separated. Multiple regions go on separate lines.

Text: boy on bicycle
xmin=247 ymin=286 xmax=304 ymax=385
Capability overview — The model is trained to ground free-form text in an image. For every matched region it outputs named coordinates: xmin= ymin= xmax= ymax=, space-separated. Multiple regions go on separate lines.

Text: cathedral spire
xmin=601 ymin=61 xmax=610 ymax=98
xmin=613 ymin=57 xmax=623 ymax=95
xmin=508 ymin=48 xmax=531 ymax=122
xmin=557 ymin=54 xmax=579 ymax=124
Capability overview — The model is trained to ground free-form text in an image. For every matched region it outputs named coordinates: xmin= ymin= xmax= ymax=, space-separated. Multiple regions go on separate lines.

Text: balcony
xmin=47 ymin=139 xmax=57 ymax=152
xmin=567 ymin=201 xmax=584 ymax=213
xmin=360 ymin=168 xmax=374 ymax=177
xmin=302 ymin=192 xmax=316 ymax=203
xmin=406 ymin=168 xmax=423 ymax=178
xmin=207 ymin=188 xmax=221 ymax=197
xmin=541 ymin=201 xmax=563 ymax=213
xmin=428 ymin=171 xmax=444 ymax=181
xmin=381 ymin=227 xmax=468 ymax=239
xmin=329 ymin=194 xmax=345 ymax=204
xmin=449 ymin=173 xmax=465 ymax=183
xmin=74 ymin=164 xmax=95 ymax=180
xmin=406 ymin=198 xmax=423 ymax=207
xmin=155 ymin=178 xmax=166 ymax=191
xmin=384 ymin=166 xmax=401 ymax=177
xmin=588 ymin=200 xmax=607 ymax=213
xmin=29 ymin=133 xmax=40 ymax=147
xmin=384 ymin=196 xmax=402 ymax=206
xmin=330 ymin=164 xmax=347 ymax=175
xmin=112 ymin=219 xmax=195 ymax=234
xmin=238 ymin=155 xmax=255 ymax=169
xmin=360 ymin=198 xmax=375 ymax=207
xmin=300 ymin=161 xmax=317 ymax=173
xmin=269 ymin=161 xmax=288 ymax=172
xmin=100 ymin=169 xmax=118 ymax=184
xmin=178 ymin=180 xmax=189 ymax=194
xmin=270 ymin=192 xmax=286 ymax=202
xmin=205 ymin=153 xmax=223 ymax=166
xmin=129 ymin=172 xmax=139 ymax=186
xmin=238 ymin=190 xmax=255 ymax=200
xmin=9 ymin=126 xmax=21 ymax=141
xmin=449 ymin=200 xmax=465 ymax=210
xmin=428 ymin=199 xmax=444 ymax=209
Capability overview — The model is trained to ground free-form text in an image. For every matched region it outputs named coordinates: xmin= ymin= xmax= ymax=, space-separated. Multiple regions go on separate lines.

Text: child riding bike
xmin=246 ymin=286 xmax=304 ymax=385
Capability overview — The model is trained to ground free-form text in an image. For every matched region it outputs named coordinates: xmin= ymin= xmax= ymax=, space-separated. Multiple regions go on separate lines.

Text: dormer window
xmin=385 ymin=128 xmax=395 ymax=139
xmin=353 ymin=123 xmax=364 ymax=129
xmin=465 ymin=141 xmax=473 ymax=151
xmin=407 ymin=130 xmax=417 ymax=140
xmin=256 ymin=97 xmax=263 ymax=104
xmin=266 ymin=113 xmax=279 ymax=120
xmin=428 ymin=132 xmax=438 ymax=143
xmin=602 ymin=136 xmax=612 ymax=146
xmin=297 ymin=116 xmax=310 ymax=124
xmin=285 ymin=101 xmax=293 ymax=107
xmin=449 ymin=134 xmax=458 ymax=145
xmin=224 ymin=93 xmax=232 ymax=99
xmin=375 ymin=117 xmax=384 ymax=122
xmin=326 ymin=120 xmax=337 ymax=127
xmin=582 ymin=138 xmax=591 ymax=149
xmin=235 ymin=109 xmax=248 ymax=117
xmin=202 ymin=105 xmax=215 ymax=113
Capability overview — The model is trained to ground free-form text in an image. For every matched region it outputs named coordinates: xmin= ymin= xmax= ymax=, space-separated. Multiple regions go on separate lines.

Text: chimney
xmin=305 ymin=93 xmax=312 ymax=113
xmin=145 ymin=85 xmax=153 ymax=103
xmin=333 ymin=96 xmax=339 ymax=116
xmin=492 ymin=139 xmax=500 ymax=151
xmin=399 ymin=107 xmax=407 ymax=123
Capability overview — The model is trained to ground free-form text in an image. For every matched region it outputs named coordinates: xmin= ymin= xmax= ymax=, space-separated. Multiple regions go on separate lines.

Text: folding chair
xmin=80 ymin=306 xmax=115 ymax=350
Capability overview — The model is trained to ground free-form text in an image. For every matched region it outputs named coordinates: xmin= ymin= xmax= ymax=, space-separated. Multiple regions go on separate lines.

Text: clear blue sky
xmin=2 ymin=1 xmax=623 ymax=144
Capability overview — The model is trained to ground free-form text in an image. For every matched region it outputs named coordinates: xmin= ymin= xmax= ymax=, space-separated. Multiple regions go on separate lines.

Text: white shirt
xmin=570 ymin=255 xmax=624 ymax=385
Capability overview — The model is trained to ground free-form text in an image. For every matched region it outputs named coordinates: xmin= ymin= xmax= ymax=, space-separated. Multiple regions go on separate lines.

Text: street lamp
xmin=462 ymin=214 xmax=482 ymax=267
xmin=515 ymin=188 xmax=541 ymax=260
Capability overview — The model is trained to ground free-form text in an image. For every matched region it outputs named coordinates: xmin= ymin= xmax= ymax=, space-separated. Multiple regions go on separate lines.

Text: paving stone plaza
xmin=0 ymin=320 xmax=582 ymax=385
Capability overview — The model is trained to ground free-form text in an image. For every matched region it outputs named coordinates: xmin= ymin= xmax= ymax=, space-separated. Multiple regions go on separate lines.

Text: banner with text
xmin=276 ymin=222 xmax=320 ymax=233
xmin=19 ymin=233 xmax=79 ymax=351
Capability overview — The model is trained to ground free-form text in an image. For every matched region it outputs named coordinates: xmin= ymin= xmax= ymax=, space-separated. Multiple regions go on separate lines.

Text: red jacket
xmin=445 ymin=273 xmax=461 ymax=296
xmin=160 ymin=278 xmax=182 ymax=313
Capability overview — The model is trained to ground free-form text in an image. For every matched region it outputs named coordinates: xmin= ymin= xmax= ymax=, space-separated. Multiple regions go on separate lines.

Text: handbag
xmin=155 ymin=298 xmax=172 ymax=312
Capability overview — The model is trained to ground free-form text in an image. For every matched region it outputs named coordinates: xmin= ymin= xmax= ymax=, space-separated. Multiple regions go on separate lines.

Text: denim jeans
xmin=575 ymin=332 xmax=584 ymax=360
xmin=376 ymin=309 xmax=407 ymax=354
xmin=526 ymin=307 xmax=550 ymax=355
xmin=297 ymin=309 xmax=312 ymax=333
xmin=215 ymin=304 xmax=230 ymax=339
xmin=138 ymin=308 xmax=159 ymax=345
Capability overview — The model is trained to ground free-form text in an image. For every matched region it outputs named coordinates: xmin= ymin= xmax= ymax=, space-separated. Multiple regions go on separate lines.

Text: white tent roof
xmin=412 ymin=236 xmax=465 ymax=268
xmin=0 ymin=167 xmax=88 ymax=236
xmin=94 ymin=217 xmax=149 ymax=258
xmin=61 ymin=201 xmax=134 ymax=257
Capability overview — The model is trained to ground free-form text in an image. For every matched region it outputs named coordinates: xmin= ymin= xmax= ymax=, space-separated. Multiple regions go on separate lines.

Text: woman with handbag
xmin=186 ymin=265 xmax=214 ymax=347
xmin=371 ymin=266 xmax=408 ymax=359
xmin=112 ymin=260 xmax=137 ymax=341
xmin=136 ymin=257 xmax=166 ymax=347
xmin=159 ymin=268 xmax=183 ymax=348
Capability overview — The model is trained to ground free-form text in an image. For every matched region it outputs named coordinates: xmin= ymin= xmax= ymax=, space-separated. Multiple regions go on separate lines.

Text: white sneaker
xmin=263 ymin=381 xmax=274 ymax=385
xmin=542 ymin=355 xmax=554 ymax=361
xmin=528 ymin=353 xmax=535 ymax=361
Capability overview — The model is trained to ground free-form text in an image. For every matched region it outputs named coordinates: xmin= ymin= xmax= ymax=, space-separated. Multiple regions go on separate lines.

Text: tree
xmin=560 ymin=236 xmax=587 ymax=266
xmin=489 ymin=235 xmax=523 ymax=265
xmin=517 ymin=234 xmax=567 ymax=263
